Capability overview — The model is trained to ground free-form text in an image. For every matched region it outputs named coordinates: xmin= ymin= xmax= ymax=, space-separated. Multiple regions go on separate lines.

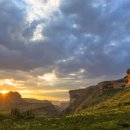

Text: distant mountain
xmin=66 ymin=69 xmax=130 ymax=114
xmin=0 ymin=91 xmax=59 ymax=116
xmin=24 ymin=98 xmax=69 ymax=112
xmin=24 ymin=98 xmax=50 ymax=104
xmin=0 ymin=91 xmax=26 ymax=111
xmin=51 ymin=101 xmax=69 ymax=111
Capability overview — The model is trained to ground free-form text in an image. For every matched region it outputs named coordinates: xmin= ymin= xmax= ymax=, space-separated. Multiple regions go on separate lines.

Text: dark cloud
xmin=55 ymin=0 xmax=130 ymax=78
xmin=0 ymin=0 xmax=130 ymax=80
xmin=0 ymin=0 xmax=69 ymax=71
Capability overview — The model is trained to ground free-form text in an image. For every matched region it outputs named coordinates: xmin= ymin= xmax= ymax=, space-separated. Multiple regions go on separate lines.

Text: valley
xmin=0 ymin=69 xmax=130 ymax=129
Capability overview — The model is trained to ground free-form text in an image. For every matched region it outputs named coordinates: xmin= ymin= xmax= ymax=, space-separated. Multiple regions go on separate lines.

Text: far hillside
xmin=0 ymin=91 xmax=59 ymax=117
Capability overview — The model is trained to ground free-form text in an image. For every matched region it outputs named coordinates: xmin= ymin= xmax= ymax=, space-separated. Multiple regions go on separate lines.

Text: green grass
xmin=0 ymin=112 xmax=130 ymax=130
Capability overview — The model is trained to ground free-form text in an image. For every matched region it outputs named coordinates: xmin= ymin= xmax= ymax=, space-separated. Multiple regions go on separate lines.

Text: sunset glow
xmin=0 ymin=79 xmax=22 ymax=87
xmin=1 ymin=90 xmax=9 ymax=94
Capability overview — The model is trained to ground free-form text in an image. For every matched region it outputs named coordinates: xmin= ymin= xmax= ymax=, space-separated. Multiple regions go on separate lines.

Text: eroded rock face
xmin=0 ymin=91 xmax=23 ymax=104
xmin=97 ymin=79 xmax=125 ymax=94
xmin=127 ymin=68 xmax=130 ymax=84
xmin=0 ymin=92 xmax=26 ymax=109
xmin=6 ymin=92 xmax=22 ymax=102
xmin=67 ymin=75 xmax=127 ymax=113
xmin=68 ymin=86 xmax=99 ymax=113
xmin=127 ymin=68 xmax=130 ymax=74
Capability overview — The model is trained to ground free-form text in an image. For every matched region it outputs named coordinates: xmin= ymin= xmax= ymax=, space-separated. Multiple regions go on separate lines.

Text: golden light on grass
xmin=1 ymin=90 xmax=9 ymax=95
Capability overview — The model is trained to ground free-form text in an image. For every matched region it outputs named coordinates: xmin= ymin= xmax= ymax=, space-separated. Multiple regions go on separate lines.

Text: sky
xmin=0 ymin=0 xmax=130 ymax=101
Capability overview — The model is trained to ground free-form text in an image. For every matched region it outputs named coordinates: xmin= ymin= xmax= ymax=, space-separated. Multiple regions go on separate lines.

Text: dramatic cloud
xmin=0 ymin=0 xmax=130 ymax=100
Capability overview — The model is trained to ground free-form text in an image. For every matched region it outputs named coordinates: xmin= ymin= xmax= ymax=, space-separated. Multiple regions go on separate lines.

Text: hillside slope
xmin=0 ymin=92 xmax=59 ymax=116
xmin=66 ymin=69 xmax=130 ymax=114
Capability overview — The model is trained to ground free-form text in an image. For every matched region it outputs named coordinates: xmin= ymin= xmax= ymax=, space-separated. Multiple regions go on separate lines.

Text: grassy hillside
xmin=81 ymin=87 xmax=130 ymax=114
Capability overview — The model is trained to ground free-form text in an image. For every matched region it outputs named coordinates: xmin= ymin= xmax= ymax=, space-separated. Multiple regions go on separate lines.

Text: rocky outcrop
xmin=68 ymin=86 xmax=98 ymax=113
xmin=67 ymin=69 xmax=130 ymax=113
xmin=98 ymin=79 xmax=125 ymax=94
xmin=0 ymin=91 xmax=27 ymax=111
xmin=0 ymin=91 xmax=59 ymax=116
xmin=126 ymin=68 xmax=130 ymax=84
xmin=0 ymin=91 xmax=25 ymax=105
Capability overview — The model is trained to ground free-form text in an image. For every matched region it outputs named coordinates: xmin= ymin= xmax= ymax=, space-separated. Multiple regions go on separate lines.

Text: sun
xmin=1 ymin=90 xmax=9 ymax=94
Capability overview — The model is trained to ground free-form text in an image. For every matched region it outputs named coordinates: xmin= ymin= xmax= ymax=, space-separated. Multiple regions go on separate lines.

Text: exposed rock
xmin=67 ymin=73 xmax=128 ymax=113
xmin=126 ymin=68 xmax=130 ymax=84
xmin=127 ymin=68 xmax=130 ymax=74
xmin=97 ymin=79 xmax=125 ymax=94
xmin=0 ymin=91 xmax=27 ymax=111
xmin=0 ymin=91 xmax=25 ymax=105
xmin=68 ymin=86 xmax=99 ymax=113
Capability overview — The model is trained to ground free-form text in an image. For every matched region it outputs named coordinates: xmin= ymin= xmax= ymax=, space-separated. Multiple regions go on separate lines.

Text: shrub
xmin=23 ymin=110 xmax=35 ymax=119
xmin=11 ymin=108 xmax=22 ymax=120
xmin=0 ymin=114 xmax=6 ymax=121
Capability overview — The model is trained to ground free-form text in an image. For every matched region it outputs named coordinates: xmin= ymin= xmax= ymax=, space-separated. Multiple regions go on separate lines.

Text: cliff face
xmin=69 ymin=86 xmax=98 ymax=112
xmin=67 ymin=77 xmax=126 ymax=113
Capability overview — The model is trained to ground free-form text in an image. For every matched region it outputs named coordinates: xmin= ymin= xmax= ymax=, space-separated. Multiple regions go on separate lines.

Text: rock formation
xmin=127 ymin=68 xmax=130 ymax=84
xmin=67 ymin=69 xmax=130 ymax=113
